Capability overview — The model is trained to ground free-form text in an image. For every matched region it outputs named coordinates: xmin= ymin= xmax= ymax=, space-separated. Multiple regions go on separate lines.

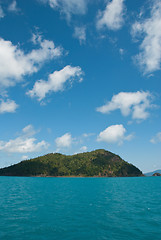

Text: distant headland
xmin=0 ymin=149 xmax=143 ymax=177
xmin=144 ymin=169 xmax=161 ymax=176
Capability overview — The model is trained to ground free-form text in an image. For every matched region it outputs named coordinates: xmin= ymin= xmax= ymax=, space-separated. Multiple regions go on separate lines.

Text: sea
xmin=0 ymin=176 xmax=161 ymax=240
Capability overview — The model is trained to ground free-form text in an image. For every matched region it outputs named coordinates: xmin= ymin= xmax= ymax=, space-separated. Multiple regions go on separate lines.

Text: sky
xmin=0 ymin=0 xmax=161 ymax=173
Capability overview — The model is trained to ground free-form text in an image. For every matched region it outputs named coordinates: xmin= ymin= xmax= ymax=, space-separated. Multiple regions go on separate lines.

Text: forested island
xmin=0 ymin=149 xmax=143 ymax=177
xmin=152 ymin=173 xmax=161 ymax=176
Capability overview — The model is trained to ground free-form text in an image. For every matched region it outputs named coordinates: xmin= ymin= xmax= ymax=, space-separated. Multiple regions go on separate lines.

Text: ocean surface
xmin=0 ymin=177 xmax=161 ymax=240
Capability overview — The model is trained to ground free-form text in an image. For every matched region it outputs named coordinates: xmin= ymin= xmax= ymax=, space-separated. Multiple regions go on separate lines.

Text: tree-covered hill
xmin=0 ymin=149 xmax=143 ymax=177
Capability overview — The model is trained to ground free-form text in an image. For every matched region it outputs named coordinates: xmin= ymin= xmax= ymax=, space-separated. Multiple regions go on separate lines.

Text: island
xmin=144 ymin=169 xmax=161 ymax=176
xmin=0 ymin=149 xmax=143 ymax=177
xmin=152 ymin=172 xmax=161 ymax=176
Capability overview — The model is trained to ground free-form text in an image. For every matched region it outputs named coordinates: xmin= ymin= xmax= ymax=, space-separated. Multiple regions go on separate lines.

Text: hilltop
xmin=0 ymin=149 xmax=143 ymax=177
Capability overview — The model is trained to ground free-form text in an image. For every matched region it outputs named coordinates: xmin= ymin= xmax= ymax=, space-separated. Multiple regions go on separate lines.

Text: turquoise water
xmin=0 ymin=177 xmax=161 ymax=240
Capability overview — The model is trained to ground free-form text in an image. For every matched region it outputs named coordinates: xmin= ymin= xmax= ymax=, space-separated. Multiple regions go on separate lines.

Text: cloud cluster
xmin=0 ymin=99 xmax=18 ymax=114
xmin=27 ymin=65 xmax=83 ymax=101
xmin=0 ymin=36 xmax=62 ymax=88
xmin=97 ymin=124 xmax=133 ymax=145
xmin=131 ymin=0 xmax=161 ymax=73
xmin=97 ymin=91 xmax=153 ymax=120
xmin=41 ymin=0 xmax=87 ymax=20
xmin=73 ymin=26 xmax=86 ymax=44
xmin=8 ymin=1 xmax=19 ymax=13
xmin=55 ymin=133 xmax=72 ymax=150
xmin=0 ymin=125 xmax=49 ymax=153
xmin=150 ymin=132 xmax=161 ymax=144
xmin=97 ymin=0 xmax=125 ymax=30
xmin=80 ymin=146 xmax=87 ymax=152
xmin=22 ymin=124 xmax=37 ymax=137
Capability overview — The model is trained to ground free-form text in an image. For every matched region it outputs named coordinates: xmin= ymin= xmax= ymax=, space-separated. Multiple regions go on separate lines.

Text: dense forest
xmin=0 ymin=149 xmax=143 ymax=177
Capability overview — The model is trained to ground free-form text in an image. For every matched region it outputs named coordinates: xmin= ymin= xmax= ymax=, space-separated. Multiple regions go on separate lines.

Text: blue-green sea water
xmin=0 ymin=177 xmax=161 ymax=240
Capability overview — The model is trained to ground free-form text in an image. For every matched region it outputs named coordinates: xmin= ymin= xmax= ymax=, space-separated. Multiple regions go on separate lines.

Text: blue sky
xmin=0 ymin=0 xmax=161 ymax=172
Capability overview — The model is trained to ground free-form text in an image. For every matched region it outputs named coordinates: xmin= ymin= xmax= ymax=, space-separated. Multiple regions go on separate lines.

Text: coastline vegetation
xmin=0 ymin=149 xmax=143 ymax=177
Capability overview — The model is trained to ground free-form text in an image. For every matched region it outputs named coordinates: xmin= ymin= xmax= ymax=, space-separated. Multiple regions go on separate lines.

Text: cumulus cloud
xmin=8 ymin=1 xmax=19 ymax=13
xmin=55 ymin=133 xmax=72 ymax=150
xmin=0 ymin=99 xmax=18 ymax=114
xmin=0 ymin=125 xmax=49 ymax=153
xmin=73 ymin=26 xmax=86 ymax=44
xmin=0 ymin=138 xmax=48 ymax=153
xmin=27 ymin=65 xmax=83 ymax=101
xmin=74 ymin=146 xmax=88 ymax=155
xmin=96 ymin=91 xmax=153 ymax=120
xmin=97 ymin=124 xmax=133 ymax=145
xmin=150 ymin=132 xmax=161 ymax=144
xmin=22 ymin=124 xmax=37 ymax=137
xmin=131 ymin=0 xmax=161 ymax=73
xmin=97 ymin=0 xmax=125 ymax=30
xmin=80 ymin=146 xmax=87 ymax=152
xmin=0 ymin=36 xmax=62 ymax=88
xmin=40 ymin=0 xmax=87 ymax=20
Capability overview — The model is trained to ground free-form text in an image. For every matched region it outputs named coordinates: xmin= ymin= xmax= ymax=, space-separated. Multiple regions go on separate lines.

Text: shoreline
xmin=0 ymin=174 xmax=145 ymax=178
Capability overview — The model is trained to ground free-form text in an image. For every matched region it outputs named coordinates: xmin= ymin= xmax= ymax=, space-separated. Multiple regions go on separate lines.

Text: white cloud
xmin=0 ymin=6 xmax=5 ymax=18
xmin=131 ymin=0 xmax=161 ymax=73
xmin=82 ymin=133 xmax=94 ymax=138
xmin=27 ymin=65 xmax=83 ymax=101
xmin=55 ymin=133 xmax=72 ymax=150
xmin=8 ymin=1 xmax=19 ymax=13
xmin=119 ymin=48 xmax=125 ymax=55
xmin=21 ymin=155 xmax=28 ymax=160
xmin=0 ymin=36 xmax=62 ymax=88
xmin=0 ymin=125 xmax=49 ymax=153
xmin=22 ymin=124 xmax=37 ymax=137
xmin=96 ymin=91 xmax=153 ymax=120
xmin=73 ymin=26 xmax=86 ymax=44
xmin=150 ymin=132 xmax=161 ymax=144
xmin=80 ymin=146 xmax=87 ymax=152
xmin=0 ymin=138 xmax=48 ymax=153
xmin=97 ymin=0 xmax=125 ymax=30
xmin=97 ymin=124 xmax=132 ymax=145
xmin=41 ymin=0 xmax=87 ymax=20
xmin=74 ymin=146 xmax=88 ymax=155
xmin=0 ymin=99 xmax=18 ymax=114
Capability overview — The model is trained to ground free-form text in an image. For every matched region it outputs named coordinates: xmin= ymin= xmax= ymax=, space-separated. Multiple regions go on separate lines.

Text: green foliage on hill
xmin=0 ymin=149 xmax=143 ymax=177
